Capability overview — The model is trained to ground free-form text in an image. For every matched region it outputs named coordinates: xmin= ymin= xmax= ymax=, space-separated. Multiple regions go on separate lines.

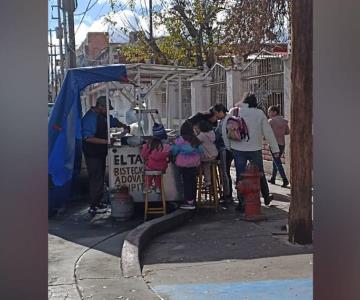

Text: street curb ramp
xmin=121 ymin=209 xmax=193 ymax=278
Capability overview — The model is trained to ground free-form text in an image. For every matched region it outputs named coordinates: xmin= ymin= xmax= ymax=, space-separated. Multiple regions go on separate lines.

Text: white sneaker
xmin=155 ymin=187 xmax=161 ymax=194
xmin=180 ymin=201 xmax=196 ymax=210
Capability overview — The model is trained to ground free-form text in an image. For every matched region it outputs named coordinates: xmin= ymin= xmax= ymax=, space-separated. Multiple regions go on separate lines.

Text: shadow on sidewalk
xmin=142 ymin=204 xmax=312 ymax=266
xmin=49 ymin=201 xmax=143 ymax=257
xmin=272 ymin=192 xmax=291 ymax=202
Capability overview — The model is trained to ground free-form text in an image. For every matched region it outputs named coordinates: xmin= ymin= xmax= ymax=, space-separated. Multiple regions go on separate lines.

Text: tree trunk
xmin=195 ymin=32 xmax=204 ymax=67
xmin=288 ymin=0 xmax=313 ymax=244
xmin=173 ymin=3 xmax=204 ymax=67
xmin=205 ymin=25 xmax=216 ymax=68
xmin=148 ymin=38 xmax=168 ymax=64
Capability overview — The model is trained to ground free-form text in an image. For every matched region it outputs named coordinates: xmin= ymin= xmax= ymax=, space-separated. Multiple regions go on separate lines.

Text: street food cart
xmin=106 ymin=105 xmax=182 ymax=203
xmin=49 ymin=64 xmax=200 ymax=213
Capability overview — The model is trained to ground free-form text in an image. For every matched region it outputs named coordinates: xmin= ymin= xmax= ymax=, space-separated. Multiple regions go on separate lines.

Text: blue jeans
xmin=231 ymin=149 xmax=270 ymax=202
xmin=271 ymin=145 xmax=288 ymax=181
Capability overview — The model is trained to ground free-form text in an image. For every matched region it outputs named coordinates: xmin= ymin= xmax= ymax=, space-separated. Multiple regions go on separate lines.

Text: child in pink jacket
xmin=196 ymin=120 xmax=219 ymax=187
xmin=141 ymin=137 xmax=171 ymax=193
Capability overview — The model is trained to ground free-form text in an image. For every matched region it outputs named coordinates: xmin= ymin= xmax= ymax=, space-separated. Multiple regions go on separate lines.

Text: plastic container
xmin=110 ymin=186 xmax=134 ymax=220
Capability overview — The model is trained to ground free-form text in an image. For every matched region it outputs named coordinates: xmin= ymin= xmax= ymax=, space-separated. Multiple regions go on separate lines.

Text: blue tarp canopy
xmin=48 ymin=64 xmax=128 ymax=187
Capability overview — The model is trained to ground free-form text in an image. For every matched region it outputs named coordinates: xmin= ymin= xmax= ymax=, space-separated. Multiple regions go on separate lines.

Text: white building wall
xmin=226 ymin=68 xmax=246 ymax=108
xmin=190 ymin=78 xmax=211 ymax=115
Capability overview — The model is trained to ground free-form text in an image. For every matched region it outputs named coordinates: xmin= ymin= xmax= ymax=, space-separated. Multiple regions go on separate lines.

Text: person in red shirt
xmin=267 ymin=105 xmax=290 ymax=188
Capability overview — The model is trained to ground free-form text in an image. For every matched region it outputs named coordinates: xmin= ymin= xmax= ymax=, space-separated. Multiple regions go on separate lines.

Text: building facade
xmin=92 ymin=43 xmax=127 ymax=66
xmin=76 ymin=32 xmax=109 ymax=67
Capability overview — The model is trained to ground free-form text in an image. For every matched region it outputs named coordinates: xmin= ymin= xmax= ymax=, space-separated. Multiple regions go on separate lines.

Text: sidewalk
xmin=48 ymin=178 xmax=313 ymax=299
xmin=48 ymin=203 xmax=158 ymax=300
xmin=142 ymin=182 xmax=313 ymax=300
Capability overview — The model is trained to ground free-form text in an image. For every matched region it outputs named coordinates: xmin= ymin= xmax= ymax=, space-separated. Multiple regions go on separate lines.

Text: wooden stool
xmin=197 ymin=160 xmax=220 ymax=211
xmin=215 ymin=161 xmax=224 ymax=199
xmin=143 ymin=170 xmax=167 ymax=221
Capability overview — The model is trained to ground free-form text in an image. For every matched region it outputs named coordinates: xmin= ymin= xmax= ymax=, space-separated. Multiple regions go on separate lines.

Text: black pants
xmin=225 ymin=150 xmax=234 ymax=196
xmin=178 ymin=167 xmax=198 ymax=203
xmin=85 ymin=156 xmax=106 ymax=208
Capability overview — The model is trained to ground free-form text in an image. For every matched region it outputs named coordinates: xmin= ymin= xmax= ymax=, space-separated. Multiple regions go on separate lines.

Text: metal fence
xmin=241 ymin=50 xmax=284 ymax=115
xmin=160 ymin=79 xmax=192 ymax=119
xmin=203 ymin=63 xmax=227 ymax=107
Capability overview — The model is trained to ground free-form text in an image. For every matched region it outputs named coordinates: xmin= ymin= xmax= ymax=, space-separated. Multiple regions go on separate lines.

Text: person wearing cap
xmin=82 ymin=96 xmax=130 ymax=215
xmin=212 ymin=103 xmax=234 ymax=203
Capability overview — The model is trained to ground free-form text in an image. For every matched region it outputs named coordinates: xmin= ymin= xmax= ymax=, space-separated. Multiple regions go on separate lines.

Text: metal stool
xmin=197 ymin=160 xmax=220 ymax=211
xmin=143 ymin=170 xmax=167 ymax=221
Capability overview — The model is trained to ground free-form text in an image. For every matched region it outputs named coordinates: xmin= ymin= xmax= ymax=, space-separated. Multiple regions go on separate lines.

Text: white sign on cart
xmin=109 ymin=146 xmax=145 ymax=200
xmin=109 ymin=144 xmax=182 ymax=203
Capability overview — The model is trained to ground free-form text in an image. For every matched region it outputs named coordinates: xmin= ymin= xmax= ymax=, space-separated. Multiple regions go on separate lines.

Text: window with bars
xmin=174 ymin=83 xmax=192 ymax=119
xmin=160 ymin=88 xmax=167 ymax=118
xmin=181 ymin=85 xmax=192 ymax=119
xmin=242 ymin=56 xmax=285 ymax=116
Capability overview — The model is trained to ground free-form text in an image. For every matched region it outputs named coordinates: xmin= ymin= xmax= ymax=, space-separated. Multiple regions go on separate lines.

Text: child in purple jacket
xmin=172 ymin=121 xmax=203 ymax=210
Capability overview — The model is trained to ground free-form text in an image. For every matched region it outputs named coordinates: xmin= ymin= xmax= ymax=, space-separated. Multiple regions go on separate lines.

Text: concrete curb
xmin=121 ymin=209 xmax=194 ymax=278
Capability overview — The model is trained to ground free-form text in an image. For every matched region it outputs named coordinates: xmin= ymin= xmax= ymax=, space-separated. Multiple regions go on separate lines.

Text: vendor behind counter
xmin=82 ymin=96 xmax=130 ymax=214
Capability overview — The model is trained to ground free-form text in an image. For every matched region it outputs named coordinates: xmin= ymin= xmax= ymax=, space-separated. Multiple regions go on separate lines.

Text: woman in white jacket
xmin=222 ymin=94 xmax=280 ymax=211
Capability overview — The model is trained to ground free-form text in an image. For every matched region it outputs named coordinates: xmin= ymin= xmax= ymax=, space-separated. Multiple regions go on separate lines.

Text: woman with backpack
xmin=222 ymin=94 xmax=280 ymax=211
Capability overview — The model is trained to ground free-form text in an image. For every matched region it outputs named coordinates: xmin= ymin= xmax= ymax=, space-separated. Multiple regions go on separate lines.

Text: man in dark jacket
xmin=212 ymin=103 xmax=234 ymax=203
xmin=82 ymin=96 xmax=129 ymax=214
xmin=187 ymin=109 xmax=218 ymax=127
xmin=188 ymin=104 xmax=233 ymax=203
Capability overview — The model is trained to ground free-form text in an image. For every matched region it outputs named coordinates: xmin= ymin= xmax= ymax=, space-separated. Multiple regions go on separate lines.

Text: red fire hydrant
xmin=236 ymin=164 xmax=267 ymax=222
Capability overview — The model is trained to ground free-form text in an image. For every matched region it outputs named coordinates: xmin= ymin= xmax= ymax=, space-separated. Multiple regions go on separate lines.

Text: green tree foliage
xmin=105 ymin=0 xmax=290 ymax=67
xmin=161 ymin=0 xmax=226 ymax=67
xmin=223 ymin=0 xmax=290 ymax=56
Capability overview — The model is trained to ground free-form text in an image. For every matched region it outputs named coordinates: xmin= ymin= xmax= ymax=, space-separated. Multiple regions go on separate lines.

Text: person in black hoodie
xmin=187 ymin=109 xmax=218 ymax=128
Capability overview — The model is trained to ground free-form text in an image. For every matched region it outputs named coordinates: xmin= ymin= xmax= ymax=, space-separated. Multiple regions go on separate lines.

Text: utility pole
xmin=64 ymin=0 xmax=76 ymax=68
xmin=49 ymin=29 xmax=54 ymax=101
xmin=68 ymin=9 xmax=76 ymax=67
xmin=288 ymin=0 xmax=313 ymax=244
xmin=62 ymin=0 xmax=69 ymax=71
xmin=54 ymin=45 xmax=58 ymax=97
xmin=48 ymin=46 xmax=51 ymax=102
xmin=68 ymin=0 xmax=76 ymax=68
xmin=57 ymin=0 xmax=65 ymax=79
xmin=149 ymin=0 xmax=153 ymax=41
xmin=149 ymin=0 xmax=153 ymax=63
